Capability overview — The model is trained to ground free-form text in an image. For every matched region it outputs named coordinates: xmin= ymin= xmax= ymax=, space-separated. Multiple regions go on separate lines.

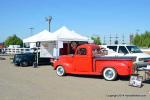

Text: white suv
xmin=102 ymin=44 xmax=150 ymax=63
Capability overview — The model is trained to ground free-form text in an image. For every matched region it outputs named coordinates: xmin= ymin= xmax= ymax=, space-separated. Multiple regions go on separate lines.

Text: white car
xmin=102 ymin=44 xmax=150 ymax=63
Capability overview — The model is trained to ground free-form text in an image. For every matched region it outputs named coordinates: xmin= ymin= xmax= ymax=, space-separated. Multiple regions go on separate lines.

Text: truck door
xmin=74 ymin=48 xmax=93 ymax=72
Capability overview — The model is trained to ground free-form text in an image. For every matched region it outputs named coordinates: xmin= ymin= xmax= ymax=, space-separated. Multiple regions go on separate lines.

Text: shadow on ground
xmin=143 ymin=79 xmax=150 ymax=84
xmin=66 ymin=74 xmax=130 ymax=81
xmin=0 ymin=57 xmax=6 ymax=60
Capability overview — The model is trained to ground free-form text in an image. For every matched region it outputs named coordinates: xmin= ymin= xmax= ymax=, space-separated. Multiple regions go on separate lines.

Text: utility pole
xmin=122 ymin=34 xmax=125 ymax=44
xmin=109 ymin=34 xmax=113 ymax=45
xmin=130 ymin=33 xmax=134 ymax=44
xmin=105 ymin=33 xmax=119 ymax=45
xmin=115 ymin=33 xmax=119 ymax=41
xmin=29 ymin=27 xmax=34 ymax=35
xmin=45 ymin=16 xmax=52 ymax=32
xmin=103 ymin=36 xmax=106 ymax=45
xmin=114 ymin=33 xmax=119 ymax=44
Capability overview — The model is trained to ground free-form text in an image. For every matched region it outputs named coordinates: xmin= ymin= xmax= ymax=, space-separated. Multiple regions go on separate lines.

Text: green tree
xmin=144 ymin=31 xmax=150 ymax=47
xmin=4 ymin=34 xmax=23 ymax=47
xmin=132 ymin=31 xmax=150 ymax=47
xmin=91 ymin=36 xmax=101 ymax=45
xmin=132 ymin=34 xmax=140 ymax=46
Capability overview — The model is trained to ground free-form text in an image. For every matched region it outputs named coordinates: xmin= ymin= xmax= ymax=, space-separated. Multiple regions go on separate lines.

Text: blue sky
xmin=0 ymin=0 xmax=150 ymax=44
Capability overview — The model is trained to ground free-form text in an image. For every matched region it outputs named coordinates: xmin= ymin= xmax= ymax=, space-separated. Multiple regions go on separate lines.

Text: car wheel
xmin=56 ymin=66 xmax=66 ymax=76
xmin=20 ymin=61 xmax=28 ymax=67
xmin=103 ymin=68 xmax=117 ymax=81
xmin=15 ymin=63 xmax=20 ymax=66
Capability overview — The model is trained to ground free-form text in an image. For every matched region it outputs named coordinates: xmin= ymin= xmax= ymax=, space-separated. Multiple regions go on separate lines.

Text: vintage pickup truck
xmin=53 ymin=44 xmax=136 ymax=81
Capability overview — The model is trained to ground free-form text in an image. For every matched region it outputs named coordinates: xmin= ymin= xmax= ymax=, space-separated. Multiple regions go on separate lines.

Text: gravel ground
xmin=0 ymin=56 xmax=150 ymax=100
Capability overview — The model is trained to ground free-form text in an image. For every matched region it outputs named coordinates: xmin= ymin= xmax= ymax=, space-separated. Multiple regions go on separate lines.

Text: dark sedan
xmin=13 ymin=53 xmax=51 ymax=67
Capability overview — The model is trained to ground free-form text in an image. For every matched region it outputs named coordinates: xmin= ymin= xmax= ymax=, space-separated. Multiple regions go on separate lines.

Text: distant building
xmin=0 ymin=43 xmax=5 ymax=53
xmin=0 ymin=43 xmax=5 ymax=49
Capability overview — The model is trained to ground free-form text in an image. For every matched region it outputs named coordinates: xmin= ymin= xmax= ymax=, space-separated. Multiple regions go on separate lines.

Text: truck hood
xmin=107 ymin=52 xmax=150 ymax=62
xmin=126 ymin=53 xmax=150 ymax=58
xmin=126 ymin=53 xmax=150 ymax=62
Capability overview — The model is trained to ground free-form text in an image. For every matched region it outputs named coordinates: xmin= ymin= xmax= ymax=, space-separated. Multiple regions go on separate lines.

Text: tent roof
xmin=53 ymin=26 xmax=89 ymax=41
xmin=23 ymin=26 xmax=91 ymax=43
xmin=23 ymin=30 xmax=53 ymax=43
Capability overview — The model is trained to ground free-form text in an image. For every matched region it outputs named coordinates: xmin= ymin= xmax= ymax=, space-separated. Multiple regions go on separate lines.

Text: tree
xmin=132 ymin=31 xmax=150 ymax=48
xmin=4 ymin=34 xmax=23 ymax=47
xmin=91 ymin=36 xmax=101 ymax=45
xmin=132 ymin=34 xmax=141 ymax=47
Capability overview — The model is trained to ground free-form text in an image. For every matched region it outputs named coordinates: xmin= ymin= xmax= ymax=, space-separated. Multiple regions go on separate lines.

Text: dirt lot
xmin=0 ymin=56 xmax=150 ymax=100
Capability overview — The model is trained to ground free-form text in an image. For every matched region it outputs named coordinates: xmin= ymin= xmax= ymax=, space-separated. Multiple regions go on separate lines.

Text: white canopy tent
xmin=38 ymin=26 xmax=91 ymax=58
xmin=38 ymin=26 xmax=91 ymax=42
xmin=23 ymin=26 xmax=91 ymax=43
xmin=23 ymin=26 xmax=92 ymax=58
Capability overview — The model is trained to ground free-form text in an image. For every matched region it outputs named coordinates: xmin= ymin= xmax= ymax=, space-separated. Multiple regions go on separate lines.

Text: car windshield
xmin=126 ymin=46 xmax=143 ymax=53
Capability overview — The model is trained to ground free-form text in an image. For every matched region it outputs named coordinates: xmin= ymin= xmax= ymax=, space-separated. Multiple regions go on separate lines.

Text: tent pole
xmin=68 ymin=42 xmax=70 ymax=54
xmin=57 ymin=41 xmax=59 ymax=58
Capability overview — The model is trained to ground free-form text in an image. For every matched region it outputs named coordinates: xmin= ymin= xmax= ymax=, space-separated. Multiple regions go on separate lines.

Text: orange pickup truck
xmin=53 ymin=44 xmax=136 ymax=80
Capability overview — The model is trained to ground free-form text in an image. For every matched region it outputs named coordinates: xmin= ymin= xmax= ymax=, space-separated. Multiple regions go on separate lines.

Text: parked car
xmin=53 ymin=44 xmax=138 ymax=81
xmin=0 ymin=48 xmax=5 ymax=54
xmin=13 ymin=53 xmax=51 ymax=67
xmin=101 ymin=44 xmax=150 ymax=66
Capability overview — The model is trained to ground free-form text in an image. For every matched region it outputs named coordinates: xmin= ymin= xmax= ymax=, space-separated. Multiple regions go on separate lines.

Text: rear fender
xmin=114 ymin=64 xmax=131 ymax=75
xmin=101 ymin=66 xmax=117 ymax=75
xmin=101 ymin=65 xmax=130 ymax=76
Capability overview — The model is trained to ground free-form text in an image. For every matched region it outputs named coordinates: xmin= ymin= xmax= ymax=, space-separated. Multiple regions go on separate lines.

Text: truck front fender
xmin=55 ymin=62 xmax=74 ymax=73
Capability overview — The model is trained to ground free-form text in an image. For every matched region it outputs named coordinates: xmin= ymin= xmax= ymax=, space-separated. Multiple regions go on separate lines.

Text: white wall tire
xmin=56 ymin=66 xmax=65 ymax=76
xmin=103 ymin=68 xmax=117 ymax=81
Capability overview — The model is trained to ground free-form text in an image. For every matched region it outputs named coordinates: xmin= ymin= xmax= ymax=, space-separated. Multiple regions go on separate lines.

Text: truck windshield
xmin=126 ymin=46 xmax=143 ymax=53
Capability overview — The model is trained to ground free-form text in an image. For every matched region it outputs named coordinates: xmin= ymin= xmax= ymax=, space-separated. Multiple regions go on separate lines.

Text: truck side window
xmin=77 ymin=48 xmax=87 ymax=55
xmin=107 ymin=46 xmax=117 ymax=52
xmin=118 ymin=46 xmax=128 ymax=54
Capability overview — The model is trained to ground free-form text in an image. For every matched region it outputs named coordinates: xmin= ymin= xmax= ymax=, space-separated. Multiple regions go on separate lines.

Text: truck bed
xmin=94 ymin=55 xmax=136 ymax=61
xmin=94 ymin=55 xmax=149 ymax=68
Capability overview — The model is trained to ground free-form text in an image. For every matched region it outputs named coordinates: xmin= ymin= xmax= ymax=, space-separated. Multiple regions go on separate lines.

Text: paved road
xmin=0 ymin=56 xmax=150 ymax=100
